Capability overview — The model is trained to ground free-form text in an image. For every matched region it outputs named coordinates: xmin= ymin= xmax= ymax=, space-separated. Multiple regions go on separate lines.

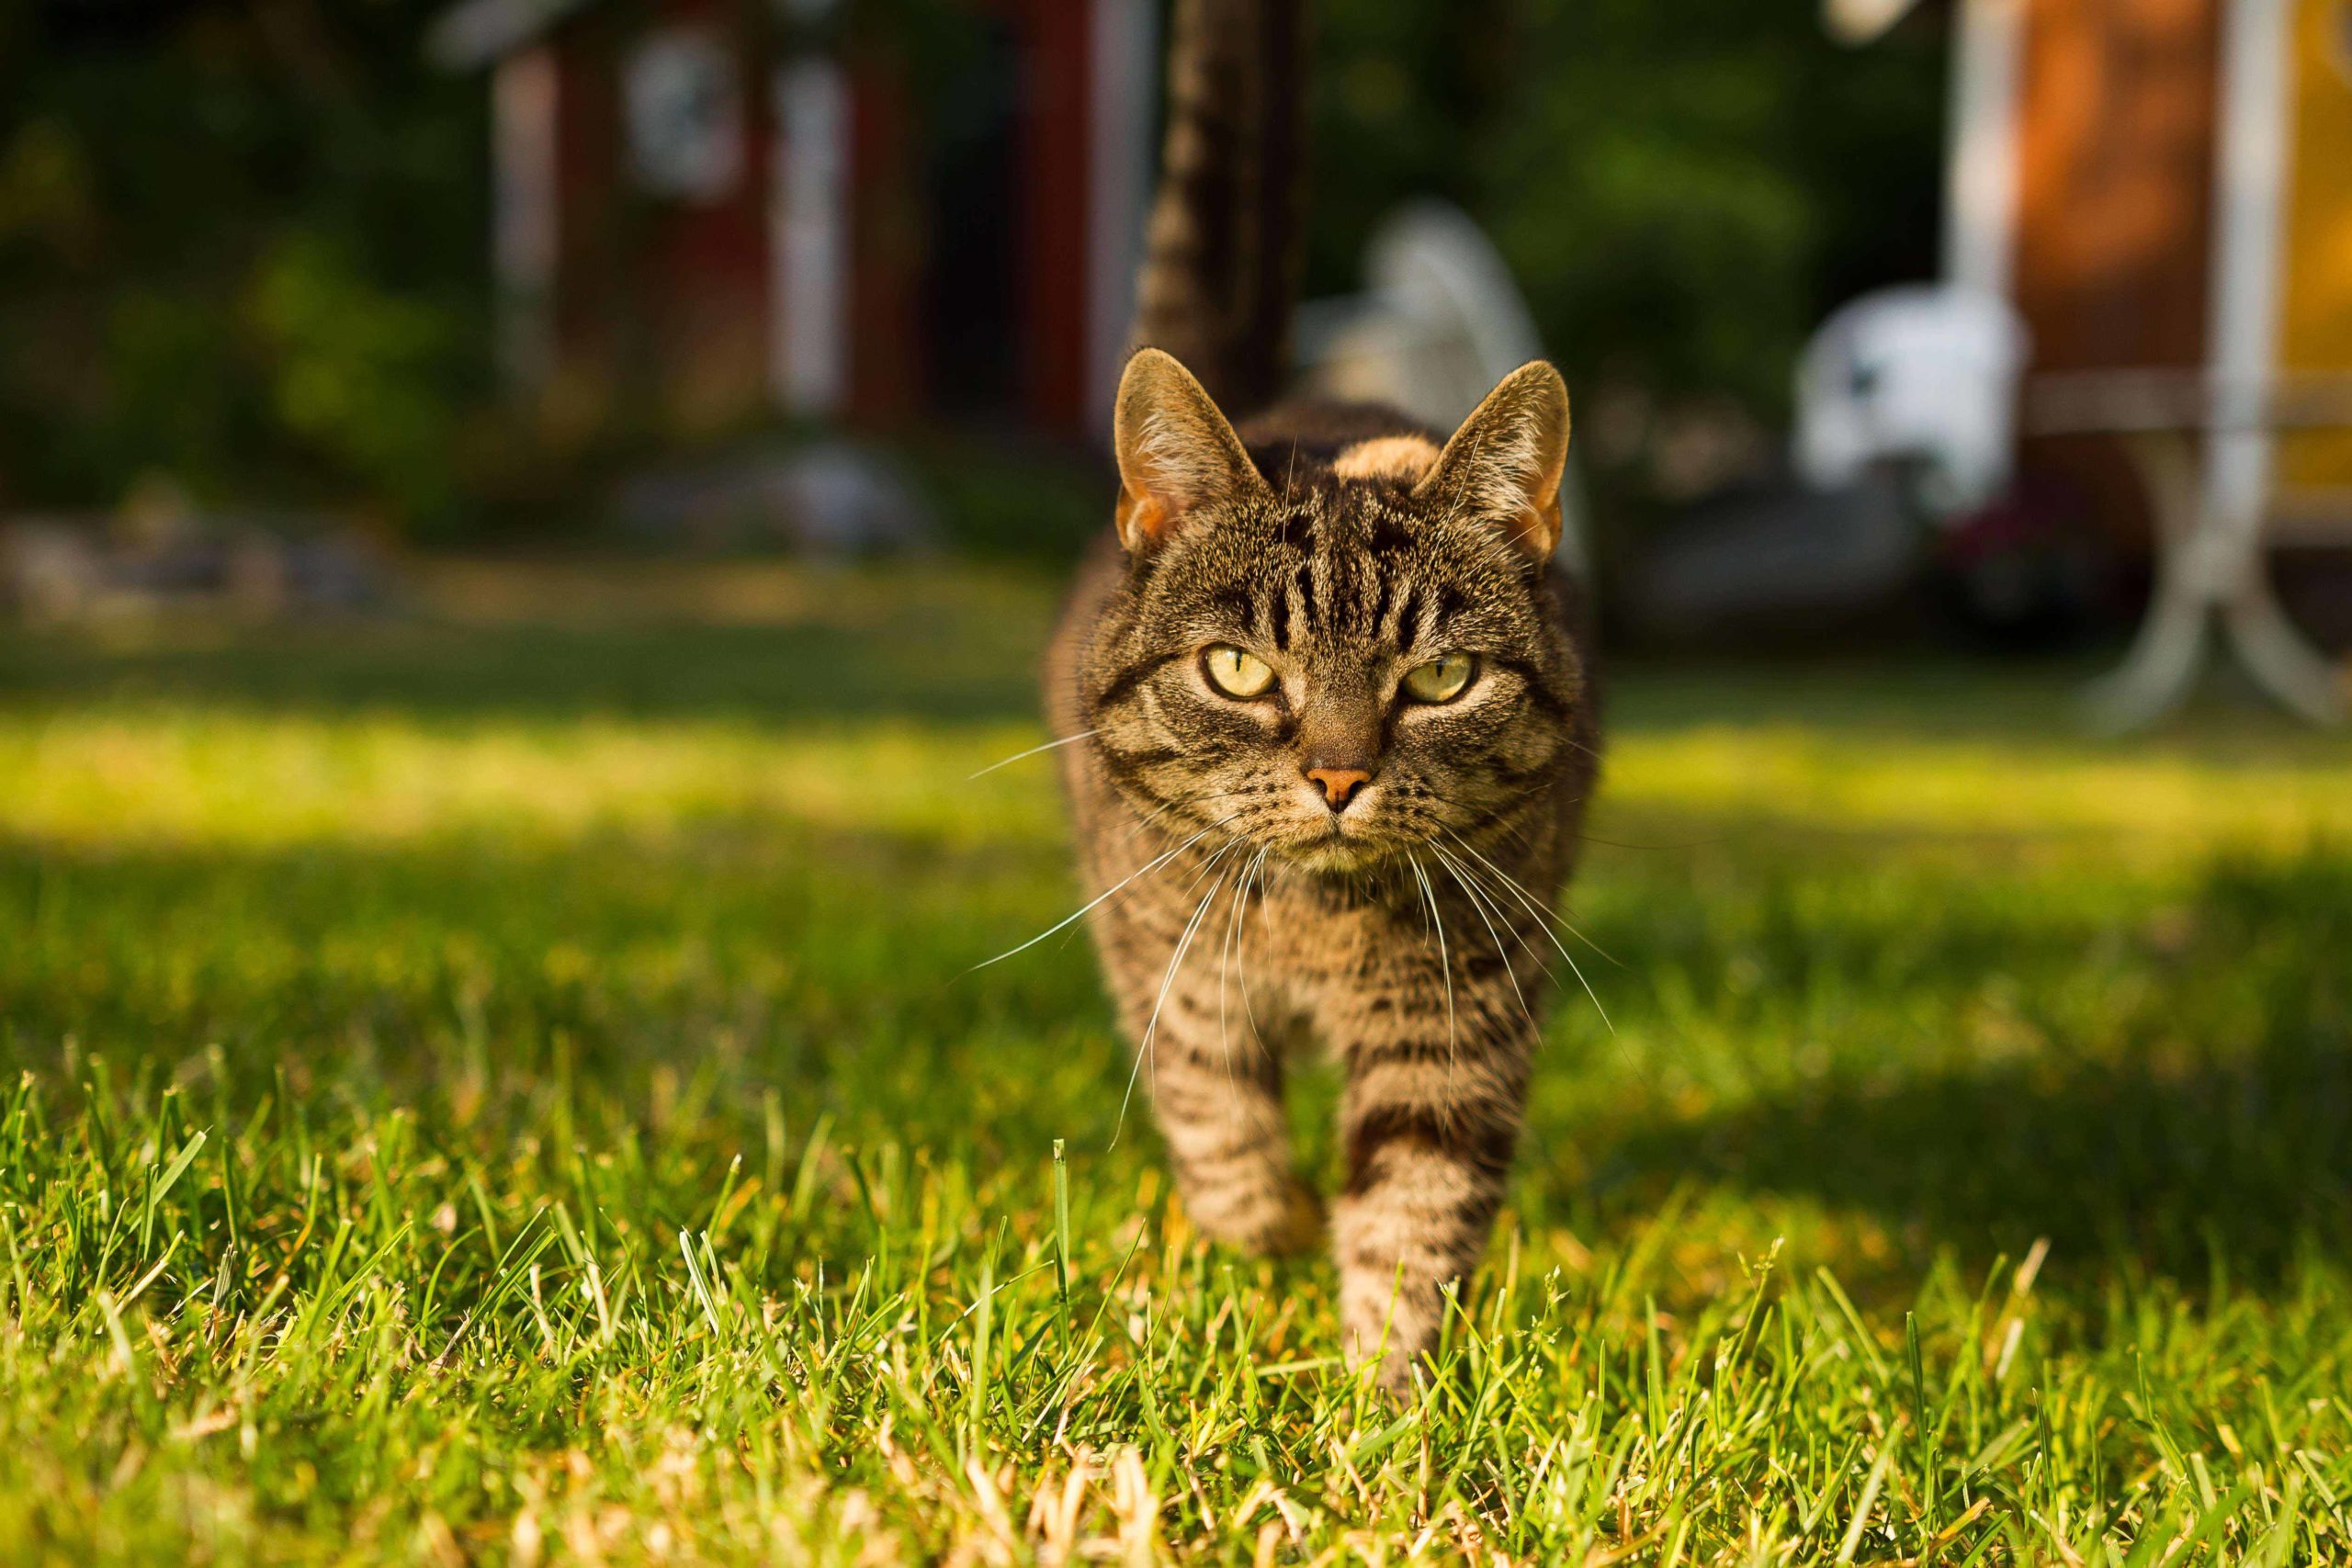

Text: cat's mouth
xmin=1278 ymin=817 xmax=1399 ymax=874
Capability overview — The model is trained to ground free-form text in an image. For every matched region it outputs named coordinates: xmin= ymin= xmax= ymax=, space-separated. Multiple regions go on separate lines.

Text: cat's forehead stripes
xmin=1255 ymin=494 xmax=1451 ymax=654
xmin=1241 ymin=493 xmax=1514 ymax=658
xmin=1121 ymin=465 xmax=1559 ymax=705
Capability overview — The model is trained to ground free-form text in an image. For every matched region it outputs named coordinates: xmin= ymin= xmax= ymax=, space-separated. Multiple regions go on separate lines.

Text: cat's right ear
xmin=1112 ymin=349 xmax=1268 ymax=553
xmin=1413 ymin=361 xmax=1571 ymax=562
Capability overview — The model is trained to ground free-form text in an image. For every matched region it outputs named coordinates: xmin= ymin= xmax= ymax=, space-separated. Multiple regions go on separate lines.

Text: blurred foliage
xmin=0 ymin=0 xmax=486 ymax=530
xmin=1308 ymin=0 xmax=1948 ymax=522
xmin=245 ymin=232 xmax=468 ymax=523
xmin=0 ymin=0 xmax=1944 ymax=536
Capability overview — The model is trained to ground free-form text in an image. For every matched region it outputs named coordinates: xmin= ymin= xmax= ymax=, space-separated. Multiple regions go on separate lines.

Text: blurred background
xmin=6 ymin=0 xmax=2343 ymax=686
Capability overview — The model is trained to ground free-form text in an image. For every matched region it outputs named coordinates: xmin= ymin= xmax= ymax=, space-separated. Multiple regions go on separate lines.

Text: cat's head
xmin=1082 ymin=348 xmax=1586 ymax=873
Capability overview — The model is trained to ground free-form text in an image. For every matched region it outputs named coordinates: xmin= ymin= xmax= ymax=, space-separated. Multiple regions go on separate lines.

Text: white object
xmin=1826 ymin=0 xmax=2341 ymax=728
xmin=625 ymin=28 xmax=743 ymax=201
xmin=2075 ymin=425 xmax=2345 ymax=731
xmin=491 ymin=43 xmax=560 ymax=387
xmin=1793 ymin=284 xmax=2029 ymax=513
xmin=2068 ymin=0 xmax=2339 ymax=729
xmin=1943 ymin=0 xmax=2027 ymax=300
xmin=1300 ymin=203 xmax=1544 ymax=432
xmin=2201 ymin=0 xmax=2295 ymax=595
xmin=1824 ymin=0 xmax=1923 ymax=44
xmin=426 ymin=0 xmax=591 ymax=71
xmin=771 ymin=57 xmax=851 ymax=416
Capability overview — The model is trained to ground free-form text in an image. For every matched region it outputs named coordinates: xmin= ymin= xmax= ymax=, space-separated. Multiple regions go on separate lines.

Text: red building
xmin=428 ymin=0 xmax=1158 ymax=438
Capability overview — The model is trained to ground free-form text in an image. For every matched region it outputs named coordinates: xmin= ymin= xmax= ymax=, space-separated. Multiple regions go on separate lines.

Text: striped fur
xmin=1047 ymin=353 xmax=1599 ymax=1394
xmin=1127 ymin=0 xmax=1309 ymax=414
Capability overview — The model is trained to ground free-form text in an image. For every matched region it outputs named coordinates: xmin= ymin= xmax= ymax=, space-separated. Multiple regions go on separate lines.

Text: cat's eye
xmin=1400 ymin=653 xmax=1477 ymax=704
xmin=1201 ymin=644 xmax=1277 ymax=699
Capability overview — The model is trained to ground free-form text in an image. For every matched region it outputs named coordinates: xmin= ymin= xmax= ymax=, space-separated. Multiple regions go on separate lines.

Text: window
xmin=624 ymin=27 xmax=743 ymax=202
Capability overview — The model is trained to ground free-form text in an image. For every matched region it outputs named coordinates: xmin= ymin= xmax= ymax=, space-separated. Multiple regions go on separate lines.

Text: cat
xmin=1044 ymin=0 xmax=1600 ymax=1395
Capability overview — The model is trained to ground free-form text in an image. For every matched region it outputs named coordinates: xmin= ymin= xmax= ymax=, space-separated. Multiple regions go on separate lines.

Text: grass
xmin=2 ymin=560 xmax=2348 ymax=1564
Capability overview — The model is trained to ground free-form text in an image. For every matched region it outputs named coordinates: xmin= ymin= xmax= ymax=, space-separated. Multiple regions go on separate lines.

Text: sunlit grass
xmin=2 ymin=567 xmax=2348 ymax=1562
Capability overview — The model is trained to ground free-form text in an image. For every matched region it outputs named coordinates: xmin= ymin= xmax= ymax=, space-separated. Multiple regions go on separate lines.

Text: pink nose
xmin=1305 ymin=766 xmax=1373 ymax=809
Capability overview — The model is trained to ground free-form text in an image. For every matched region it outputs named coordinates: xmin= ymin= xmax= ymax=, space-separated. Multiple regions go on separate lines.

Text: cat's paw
xmin=1256 ymin=1183 xmax=1329 ymax=1257
xmin=1190 ymin=1181 xmax=1325 ymax=1258
xmin=1339 ymin=1278 xmax=1448 ymax=1401
xmin=1342 ymin=1325 xmax=1429 ymax=1402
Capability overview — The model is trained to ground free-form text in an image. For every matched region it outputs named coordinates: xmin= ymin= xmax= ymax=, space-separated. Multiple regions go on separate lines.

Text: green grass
xmin=2 ymin=563 xmax=2348 ymax=1563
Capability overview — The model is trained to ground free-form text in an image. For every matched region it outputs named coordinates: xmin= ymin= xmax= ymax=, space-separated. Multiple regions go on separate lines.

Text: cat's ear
xmin=1112 ymin=348 xmax=1268 ymax=552
xmin=1412 ymin=361 xmax=1571 ymax=562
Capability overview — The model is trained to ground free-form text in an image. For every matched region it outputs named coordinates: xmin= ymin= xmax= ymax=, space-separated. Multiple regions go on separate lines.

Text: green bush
xmin=246 ymin=232 xmax=469 ymax=526
xmin=0 ymin=1 xmax=1946 ymax=539
xmin=0 ymin=3 xmax=486 ymax=531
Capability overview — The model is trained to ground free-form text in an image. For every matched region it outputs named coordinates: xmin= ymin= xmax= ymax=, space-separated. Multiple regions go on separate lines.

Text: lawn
xmin=2 ymin=560 xmax=2348 ymax=1564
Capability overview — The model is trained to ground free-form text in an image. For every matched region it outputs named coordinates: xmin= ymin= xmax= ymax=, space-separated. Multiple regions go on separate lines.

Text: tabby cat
xmin=1044 ymin=0 xmax=1599 ymax=1394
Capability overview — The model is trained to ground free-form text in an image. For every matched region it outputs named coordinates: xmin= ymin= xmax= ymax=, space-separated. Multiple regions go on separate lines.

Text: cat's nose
xmin=1304 ymin=765 xmax=1374 ymax=810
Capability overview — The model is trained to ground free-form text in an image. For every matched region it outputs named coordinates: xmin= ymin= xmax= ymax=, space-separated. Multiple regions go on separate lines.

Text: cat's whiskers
xmin=1442 ymin=835 xmax=1666 ymax=1109
xmin=971 ymin=814 xmax=1230 ymax=971
xmin=1446 ymin=824 xmax=1619 ymax=966
xmin=1215 ymin=844 xmax=1246 ymax=1102
xmin=966 ymin=729 xmax=1098 ymax=780
xmin=1440 ymin=845 xmax=1566 ymax=996
xmin=1426 ymin=840 xmax=1572 ymax=1179
xmin=1116 ymin=785 xmax=1267 ymax=848
xmin=1443 ymin=829 xmax=1613 ymax=1033
xmin=1403 ymin=852 xmax=1460 ymax=1076
xmin=1215 ymin=843 xmax=1280 ymax=1138
xmin=1112 ymin=842 xmax=1241 ymax=1147
xmin=1428 ymin=840 xmax=1541 ymax=1046
xmin=1216 ymin=844 xmax=1266 ymax=1061
xmin=1240 ymin=845 xmax=1272 ymax=1032
xmin=1470 ymin=800 xmax=1624 ymax=953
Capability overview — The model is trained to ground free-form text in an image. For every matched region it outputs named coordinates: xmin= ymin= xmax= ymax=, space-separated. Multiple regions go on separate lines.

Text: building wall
xmin=2011 ymin=0 xmax=2224 ymax=548
xmin=848 ymin=54 xmax=921 ymax=425
xmin=640 ymin=0 xmax=775 ymax=434
xmin=549 ymin=13 xmax=623 ymax=422
xmin=508 ymin=0 xmax=1148 ymax=440
xmin=530 ymin=0 xmax=779 ymax=434
xmin=2276 ymin=0 xmax=2352 ymax=498
xmin=1017 ymin=0 xmax=1096 ymax=432
xmin=2012 ymin=0 xmax=2222 ymax=373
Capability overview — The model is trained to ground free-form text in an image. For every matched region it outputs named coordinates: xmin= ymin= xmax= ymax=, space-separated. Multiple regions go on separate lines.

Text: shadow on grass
xmin=1601 ymin=658 xmax=2352 ymax=784
xmin=0 ymin=613 xmax=1047 ymax=727
xmin=0 ymin=818 xmax=1123 ymax=1155
xmin=10 ymin=827 xmax=2350 ymax=1293
xmin=1563 ymin=851 xmax=2352 ymax=1290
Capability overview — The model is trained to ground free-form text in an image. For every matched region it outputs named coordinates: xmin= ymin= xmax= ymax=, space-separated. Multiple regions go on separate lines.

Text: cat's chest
xmin=1242 ymin=873 xmax=1429 ymax=998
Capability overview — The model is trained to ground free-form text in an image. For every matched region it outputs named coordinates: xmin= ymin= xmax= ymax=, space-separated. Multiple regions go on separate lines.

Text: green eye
xmin=1401 ymin=652 xmax=1476 ymax=704
xmin=1201 ymin=644 xmax=1277 ymax=699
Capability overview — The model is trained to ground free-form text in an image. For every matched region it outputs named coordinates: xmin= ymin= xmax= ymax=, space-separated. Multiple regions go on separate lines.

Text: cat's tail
xmin=1128 ymin=0 xmax=1309 ymax=418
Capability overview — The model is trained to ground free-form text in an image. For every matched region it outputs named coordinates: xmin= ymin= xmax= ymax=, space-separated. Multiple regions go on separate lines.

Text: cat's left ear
xmin=1412 ymin=361 xmax=1571 ymax=562
xmin=1112 ymin=348 xmax=1270 ymax=553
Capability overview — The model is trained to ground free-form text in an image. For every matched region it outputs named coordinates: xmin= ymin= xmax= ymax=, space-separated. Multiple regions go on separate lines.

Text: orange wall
xmin=2011 ymin=0 xmax=2223 ymax=549
xmin=2012 ymin=0 xmax=2222 ymax=372
xmin=2276 ymin=0 xmax=2352 ymax=491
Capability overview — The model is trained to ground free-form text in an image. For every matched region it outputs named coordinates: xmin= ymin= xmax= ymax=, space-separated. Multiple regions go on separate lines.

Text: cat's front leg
xmin=1332 ymin=1008 xmax=1529 ymax=1394
xmin=1110 ymin=882 xmax=1322 ymax=1254
xmin=1145 ymin=1003 xmax=1323 ymax=1254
